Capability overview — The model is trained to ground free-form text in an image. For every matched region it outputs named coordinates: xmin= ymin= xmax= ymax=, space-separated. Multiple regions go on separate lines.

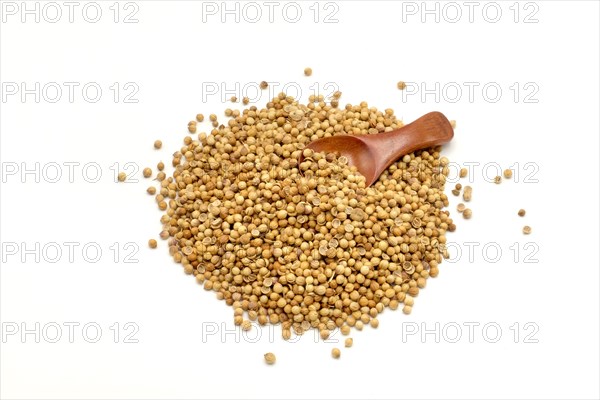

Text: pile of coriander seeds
xmin=154 ymin=92 xmax=453 ymax=339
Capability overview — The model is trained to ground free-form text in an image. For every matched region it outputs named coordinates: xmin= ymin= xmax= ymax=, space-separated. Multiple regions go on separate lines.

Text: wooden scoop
xmin=301 ymin=111 xmax=454 ymax=187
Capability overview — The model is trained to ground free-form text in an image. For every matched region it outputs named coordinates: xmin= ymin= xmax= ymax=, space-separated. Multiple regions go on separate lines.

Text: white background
xmin=1 ymin=1 xmax=599 ymax=399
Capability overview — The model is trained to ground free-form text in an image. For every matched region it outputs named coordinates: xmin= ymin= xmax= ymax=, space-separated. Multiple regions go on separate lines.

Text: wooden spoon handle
xmin=367 ymin=111 xmax=454 ymax=174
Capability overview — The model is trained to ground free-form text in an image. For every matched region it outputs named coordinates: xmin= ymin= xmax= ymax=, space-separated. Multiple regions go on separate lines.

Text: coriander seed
xmin=260 ymin=81 xmax=268 ymax=89
xmin=196 ymin=114 xmax=204 ymax=122
xmin=518 ymin=209 xmax=526 ymax=217
xmin=149 ymin=92 xmax=455 ymax=342
xmin=503 ymin=169 xmax=513 ymax=179
xmin=460 ymin=168 xmax=468 ymax=178
xmin=148 ymin=239 xmax=157 ymax=248
xmin=264 ymin=352 xmax=276 ymax=365
xmin=117 ymin=172 xmax=126 ymax=182
xmin=154 ymin=140 xmax=162 ymax=149
xmin=345 ymin=338 xmax=353 ymax=348
xmin=331 ymin=348 xmax=341 ymax=359
xmin=494 ymin=176 xmax=501 ymax=184
xmin=523 ymin=226 xmax=531 ymax=234
xmin=463 ymin=186 xmax=472 ymax=202
xmin=304 ymin=67 xmax=313 ymax=76
xmin=463 ymin=208 xmax=472 ymax=219
xmin=457 ymin=203 xmax=466 ymax=213
xmin=143 ymin=168 xmax=152 ymax=178
xmin=397 ymin=81 xmax=406 ymax=90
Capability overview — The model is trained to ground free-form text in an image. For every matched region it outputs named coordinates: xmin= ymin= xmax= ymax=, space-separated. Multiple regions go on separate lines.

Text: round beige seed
xmin=264 ymin=352 xmax=276 ymax=365
xmin=331 ymin=348 xmax=341 ymax=359
xmin=523 ymin=226 xmax=531 ymax=235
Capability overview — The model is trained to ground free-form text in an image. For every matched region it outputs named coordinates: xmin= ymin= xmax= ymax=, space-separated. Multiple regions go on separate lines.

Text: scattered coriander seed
xmin=260 ymin=81 xmax=268 ymax=89
xmin=331 ymin=348 xmax=341 ymax=359
xmin=157 ymin=161 xmax=164 ymax=171
xmin=370 ymin=318 xmax=379 ymax=329
xmin=463 ymin=186 xmax=472 ymax=202
xmin=117 ymin=172 xmax=126 ymax=182
xmin=147 ymin=186 xmax=156 ymax=195
xmin=451 ymin=189 xmax=460 ymax=196
xmin=230 ymin=96 xmax=237 ymax=103
xmin=455 ymin=183 xmax=462 ymax=190
xmin=463 ymin=208 xmax=472 ymax=219
xmin=148 ymin=239 xmax=157 ymax=248
xmin=457 ymin=203 xmax=466 ymax=213
xmin=264 ymin=352 xmax=276 ymax=365
xmin=397 ymin=81 xmax=406 ymax=90
xmin=188 ymin=124 xmax=197 ymax=133
xmin=503 ymin=169 xmax=513 ymax=179
xmin=196 ymin=113 xmax=204 ymax=122
xmin=154 ymin=140 xmax=162 ymax=149
xmin=494 ymin=176 xmax=502 ymax=184
xmin=523 ymin=226 xmax=532 ymax=235
xmin=402 ymin=305 xmax=412 ymax=315
xmin=143 ymin=168 xmax=152 ymax=178
xmin=345 ymin=338 xmax=353 ymax=348
xmin=304 ymin=67 xmax=312 ymax=76
xmin=242 ymin=97 xmax=249 ymax=105
xmin=460 ymin=168 xmax=468 ymax=178
xmin=341 ymin=325 xmax=351 ymax=336
xmin=518 ymin=209 xmax=526 ymax=217
xmin=209 ymin=114 xmax=217 ymax=122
